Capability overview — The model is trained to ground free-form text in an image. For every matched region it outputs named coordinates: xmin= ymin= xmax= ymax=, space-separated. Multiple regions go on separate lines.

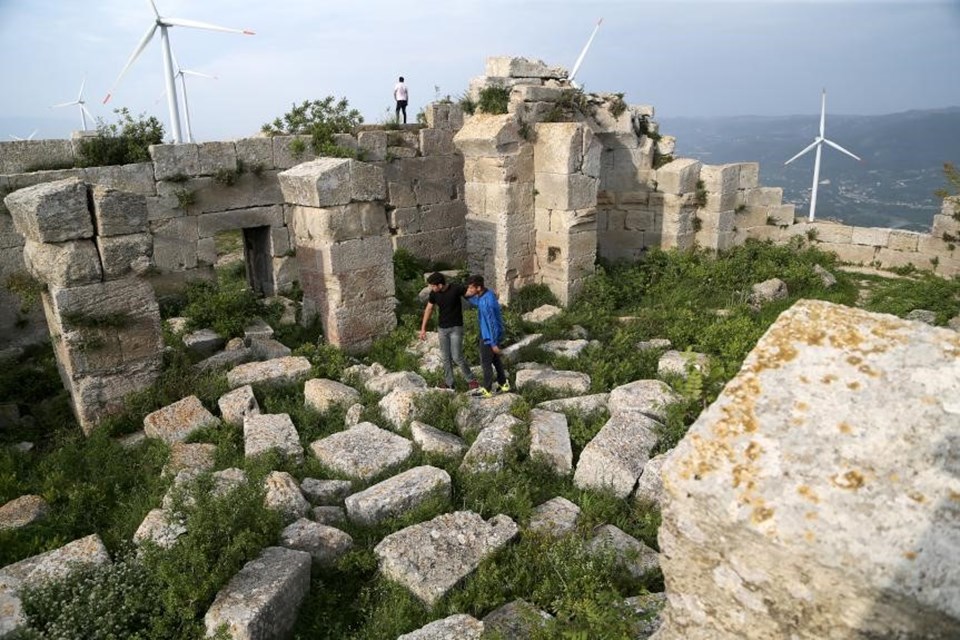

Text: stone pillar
xmin=3 ymin=178 xmax=162 ymax=434
xmin=655 ymin=300 xmax=960 ymax=639
xmin=533 ymin=122 xmax=600 ymax=305
xmin=278 ymin=158 xmax=396 ymax=353
xmin=653 ymin=158 xmax=702 ymax=251
xmin=454 ymin=113 xmax=536 ymax=304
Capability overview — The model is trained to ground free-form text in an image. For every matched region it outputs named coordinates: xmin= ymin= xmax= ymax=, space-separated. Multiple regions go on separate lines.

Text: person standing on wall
xmin=394 ymin=76 xmax=409 ymax=124
xmin=420 ymin=272 xmax=479 ymax=391
xmin=465 ymin=274 xmax=510 ymax=399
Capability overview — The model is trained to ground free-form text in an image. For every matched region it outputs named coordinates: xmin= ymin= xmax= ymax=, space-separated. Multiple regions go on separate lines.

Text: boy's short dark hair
xmin=466 ymin=274 xmax=485 ymax=288
xmin=427 ymin=272 xmax=445 ymax=286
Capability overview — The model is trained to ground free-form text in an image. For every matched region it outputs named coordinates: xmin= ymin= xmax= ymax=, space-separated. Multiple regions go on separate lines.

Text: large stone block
xmin=657 ymin=300 xmax=960 ymax=639
xmin=90 ymin=184 xmax=148 ymax=237
xmin=150 ymin=143 xmax=200 ymax=180
xmin=291 ymin=202 xmax=387 ymax=244
xmin=528 ymin=409 xmax=572 ymax=475
xmin=573 ymin=413 xmax=659 ymax=498
xmin=887 ymin=229 xmax=921 ymax=252
xmin=23 ymin=238 xmax=102 ymax=287
xmin=151 ymin=216 xmax=199 ymax=270
xmin=272 ymin=135 xmax=318 ymax=170
xmin=279 ymin=158 xmax=385 ymax=207
xmin=185 ymin=173 xmax=284 ymax=214
xmin=418 ymin=128 xmax=457 ymax=156
xmin=4 ymin=178 xmax=92 ymax=243
xmin=197 ymin=205 xmax=284 ymax=239
xmin=453 ymin=114 xmax=522 ymax=158
xmin=226 ymin=356 xmax=312 ymax=389
xmin=198 ymin=141 xmax=238 ymax=175
xmin=535 ymin=122 xmax=586 ymax=175
xmin=310 ymin=422 xmax=413 ymax=481
xmin=204 ymin=546 xmax=311 ymax=640
xmin=698 ymin=164 xmax=740 ymax=194
xmin=244 ymin=413 xmax=303 ymax=463
xmin=535 ymin=173 xmax=598 ymax=211
xmin=485 ymin=56 xmax=567 ymax=79
xmin=144 ymin=395 xmax=218 ymax=444
xmin=345 ymin=465 xmax=451 ymax=526
xmin=95 ymin=232 xmax=152 ymax=280
xmin=423 ymin=102 xmax=465 ymax=131
xmin=358 ymin=131 xmax=387 ymax=162
xmin=655 ymin=158 xmax=701 ymax=195
xmin=235 ymin=137 xmax=275 ymax=171
xmin=745 ymin=186 xmax=784 ymax=208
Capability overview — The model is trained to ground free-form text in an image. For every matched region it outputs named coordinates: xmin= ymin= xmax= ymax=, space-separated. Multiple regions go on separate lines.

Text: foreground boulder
xmin=656 ymin=300 xmax=960 ymax=639
xmin=374 ymin=511 xmax=518 ymax=606
xmin=398 ymin=614 xmax=484 ymax=639
xmin=204 ymin=546 xmax=311 ymax=640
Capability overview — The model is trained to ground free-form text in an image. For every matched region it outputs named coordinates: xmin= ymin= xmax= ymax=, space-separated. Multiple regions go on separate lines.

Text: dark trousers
xmin=478 ymin=340 xmax=506 ymax=391
xmin=396 ymin=100 xmax=408 ymax=123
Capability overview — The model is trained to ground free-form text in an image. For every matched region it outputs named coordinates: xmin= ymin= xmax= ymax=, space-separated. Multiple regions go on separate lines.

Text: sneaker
xmin=467 ymin=380 xmax=479 ymax=390
xmin=470 ymin=387 xmax=494 ymax=399
xmin=498 ymin=381 xmax=511 ymax=393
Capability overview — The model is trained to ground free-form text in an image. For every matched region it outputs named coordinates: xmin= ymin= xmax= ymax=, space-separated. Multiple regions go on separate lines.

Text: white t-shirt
xmin=394 ymin=82 xmax=408 ymax=101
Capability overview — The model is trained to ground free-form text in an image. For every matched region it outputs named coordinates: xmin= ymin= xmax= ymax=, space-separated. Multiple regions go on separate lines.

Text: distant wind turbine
xmin=156 ymin=53 xmax=218 ymax=143
xmin=784 ymin=89 xmax=862 ymax=222
xmin=9 ymin=130 xmax=38 ymax=141
xmin=103 ymin=0 xmax=253 ymax=144
xmin=569 ymin=18 xmax=603 ymax=88
xmin=52 ymin=77 xmax=95 ymax=131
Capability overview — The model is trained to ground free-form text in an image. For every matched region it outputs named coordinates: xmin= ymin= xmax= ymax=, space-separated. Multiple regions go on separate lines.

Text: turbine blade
xmin=570 ymin=17 xmax=603 ymax=82
xmin=181 ymin=69 xmax=217 ymax=79
xmin=822 ymin=138 xmax=862 ymax=162
xmin=28 ymin=130 xmax=38 ymax=140
xmin=819 ymin=89 xmax=826 ymax=137
xmin=104 ymin=23 xmax=158 ymax=103
xmin=52 ymin=100 xmax=79 ymax=109
xmin=78 ymin=76 xmax=86 ymax=100
xmin=81 ymin=104 xmax=95 ymax=122
xmin=163 ymin=17 xmax=255 ymax=35
xmin=148 ymin=0 xmax=160 ymax=18
xmin=784 ymin=140 xmax=820 ymax=165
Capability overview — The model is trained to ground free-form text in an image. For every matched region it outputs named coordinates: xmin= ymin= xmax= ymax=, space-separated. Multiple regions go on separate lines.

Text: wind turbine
xmin=784 ymin=89 xmax=862 ymax=222
xmin=9 ymin=130 xmax=38 ymax=141
xmin=569 ymin=18 xmax=603 ymax=88
xmin=156 ymin=53 xmax=218 ymax=143
xmin=103 ymin=0 xmax=253 ymax=144
xmin=52 ymin=78 xmax=95 ymax=131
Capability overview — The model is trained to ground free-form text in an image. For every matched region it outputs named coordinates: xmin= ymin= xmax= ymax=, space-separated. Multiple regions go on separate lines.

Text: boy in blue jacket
xmin=465 ymin=275 xmax=510 ymax=398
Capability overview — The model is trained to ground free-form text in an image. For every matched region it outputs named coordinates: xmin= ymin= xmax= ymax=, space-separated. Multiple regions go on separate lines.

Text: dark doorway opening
xmin=243 ymin=226 xmax=274 ymax=297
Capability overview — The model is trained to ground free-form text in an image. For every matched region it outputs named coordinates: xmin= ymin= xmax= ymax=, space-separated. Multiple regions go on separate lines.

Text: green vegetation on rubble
xmin=76 ymin=108 xmax=165 ymax=168
xmin=261 ymin=96 xmax=364 ymax=158
xmin=3 ymin=240 xmax=959 ymax=638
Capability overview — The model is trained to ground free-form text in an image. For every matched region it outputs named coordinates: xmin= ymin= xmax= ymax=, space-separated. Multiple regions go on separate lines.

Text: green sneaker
xmin=470 ymin=387 xmax=494 ymax=399
xmin=498 ymin=381 xmax=511 ymax=393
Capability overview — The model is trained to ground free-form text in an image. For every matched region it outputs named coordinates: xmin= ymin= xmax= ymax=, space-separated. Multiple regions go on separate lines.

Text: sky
xmin=1 ymin=0 xmax=958 ymax=142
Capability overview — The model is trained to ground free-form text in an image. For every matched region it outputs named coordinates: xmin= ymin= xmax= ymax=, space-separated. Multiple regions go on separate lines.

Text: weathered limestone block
xmin=23 ymin=238 xmax=102 ymax=286
xmin=357 ymin=131 xmax=387 ymax=162
xmin=534 ymin=122 xmax=594 ymax=175
xmin=374 ymin=511 xmax=519 ymax=606
xmin=528 ymin=496 xmax=581 ymax=536
xmin=529 ymin=409 xmax=572 ymax=475
xmin=144 ymin=395 xmax=218 ymax=444
xmin=608 ymin=379 xmax=680 ymax=424
xmin=226 ymin=356 xmax=312 ymax=389
xmin=263 ymin=471 xmax=310 ymax=522
xmin=235 ymin=137 xmax=275 ymax=171
xmin=887 ymin=229 xmax=921 ymax=252
xmin=515 ymin=367 xmax=591 ymax=395
xmin=657 ymin=350 xmax=710 ymax=379
xmin=463 ymin=150 xmax=534 ymax=184
xmin=735 ymin=162 xmax=760 ymax=189
xmin=4 ymin=178 xmax=92 ymax=242
xmin=182 ymin=328 xmax=224 ymax=359
xmin=244 ymin=413 xmax=303 ymax=463
xmin=655 ymin=159 xmax=701 ymax=195
xmin=656 ymin=300 xmax=960 ymax=639
xmin=345 ymin=465 xmax=452 ymax=526
xmin=197 ymin=141 xmax=237 ymax=175
xmin=418 ymin=128 xmax=457 ymax=156
xmin=290 ymin=201 xmax=387 ymax=243
xmin=483 ymin=599 xmax=553 ymax=637
xmin=460 ymin=414 xmax=521 ymax=474
xmin=535 ymin=173 xmax=598 ymax=211
xmin=151 ymin=215 xmax=199 ymax=270
xmin=90 ymin=184 xmax=148 ymax=236
xmin=634 ymin=452 xmax=669 ymax=507
xmin=698 ymin=164 xmax=740 ymax=194
xmin=398 ymin=614 xmax=484 ymax=640
xmin=378 ymin=387 xmax=436 ymax=431
xmin=573 ymin=413 xmax=660 ymax=498
xmin=453 ymin=113 xmax=521 ymax=157
xmin=365 ymin=370 xmax=427 ymax=395
xmin=423 ymin=102 xmax=465 ymax=131
xmin=203 ymin=546 xmax=311 ymax=640
xmin=165 ymin=442 xmax=217 ymax=476
xmin=312 ymin=506 xmax=346 ymax=526
xmin=250 ymin=337 xmax=291 ymax=360
xmin=410 ymin=421 xmax=467 ymax=458
xmin=745 ymin=186 xmax=783 ymax=208
xmin=0 ymin=495 xmax=49 ymax=530
xmin=0 ymin=534 xmax=110 ymax=636
xmin=300 ymin=478 xmax=352 ymax=505
xmin=455 ymin=393 xmax=518 ymax=437
xmin=196 ymin=205 xmax=283 ymax=239
xmin=278 ymin=158 xmax=385 ymax=208
xmin=485 ymin=56 xmax=567 ymax=79
xmin=521 ymin=304 xmax=562 ymax=324
xmin=310 ymin=422 xmax=413 ymax=481
xmin=304 ymin=378 xmax=360 ymax=414
xmin=750 ymin=277 xmax=789 ymax=308
xmin=279 ymin=518 xmax=353 ymax=566
xmin=541 ymin=339 xmax=594 ymax=358
xmin=588 ymin=525 xmax=660 ymax=578
xmin=150 ymin=143 xmax=200 ymax=180
xmin=537 ymin=393 xmax=609 ymax=414
xmin=95 ymin=232 xmax=152 ymax=279
xmin=501 ymin=334 xmax=542 ymax=362
xmin=133 ymin=508 xmax=187 ymax=549
xmin=272 ymin=135 xmax=318 ymax=170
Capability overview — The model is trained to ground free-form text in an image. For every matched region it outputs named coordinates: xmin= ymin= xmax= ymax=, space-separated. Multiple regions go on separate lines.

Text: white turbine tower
xmin=103 ymin=0 xmax=253 ymax=144
xmin=784 ymin=90 xmax=862 ymax=222
xmin=158 ymin=52 xmax=218 ymax=143
xmin=52 ymin=78 xmax=95 ymax=131
xmin=569 ymin=18 xmax=603 ymax=88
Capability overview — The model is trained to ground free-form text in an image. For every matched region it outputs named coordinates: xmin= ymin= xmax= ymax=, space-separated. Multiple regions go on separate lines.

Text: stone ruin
xmin=1 ymin=54 xmax=960 ymax=637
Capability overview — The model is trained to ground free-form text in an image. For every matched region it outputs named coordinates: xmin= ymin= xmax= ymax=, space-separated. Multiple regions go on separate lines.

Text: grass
xmin=4 ymin=239 xmax=956 ymax=638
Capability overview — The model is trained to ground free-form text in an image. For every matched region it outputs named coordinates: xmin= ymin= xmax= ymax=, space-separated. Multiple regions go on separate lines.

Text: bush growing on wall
xmin=76 ymin=108 xmax=164 ymax=168
xmin=261 ymin=97 xmax=363 ymax=157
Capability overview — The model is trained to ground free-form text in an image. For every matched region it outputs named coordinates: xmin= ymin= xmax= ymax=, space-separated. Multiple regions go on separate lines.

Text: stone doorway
xmin=241 ymin=226 xmax=275 ymax=297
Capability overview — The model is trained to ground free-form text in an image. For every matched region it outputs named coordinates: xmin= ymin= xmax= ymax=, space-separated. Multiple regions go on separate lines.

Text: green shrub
xmin=181 ymin=269 xmax=281 ymax=339
xmin=261 ymin=97 xmax=363 ymax=158
xmin=76 ymin=108 xmax=164 ymax=168
xmin=478 ymin=85 xmax=510 ymax=115
xmin=508 ymin=284 xmax=559 ymax=315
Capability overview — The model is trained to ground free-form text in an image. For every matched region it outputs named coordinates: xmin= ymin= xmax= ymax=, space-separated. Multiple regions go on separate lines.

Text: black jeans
xmin=395 ymin=100 xmax=408 ymax=123
xmin=478 ymin=340 xmax=506 ymax=391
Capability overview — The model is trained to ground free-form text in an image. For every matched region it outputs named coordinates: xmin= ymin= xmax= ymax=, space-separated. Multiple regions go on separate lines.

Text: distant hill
xmin=659 ymin=107 xmax=960 ymax=231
